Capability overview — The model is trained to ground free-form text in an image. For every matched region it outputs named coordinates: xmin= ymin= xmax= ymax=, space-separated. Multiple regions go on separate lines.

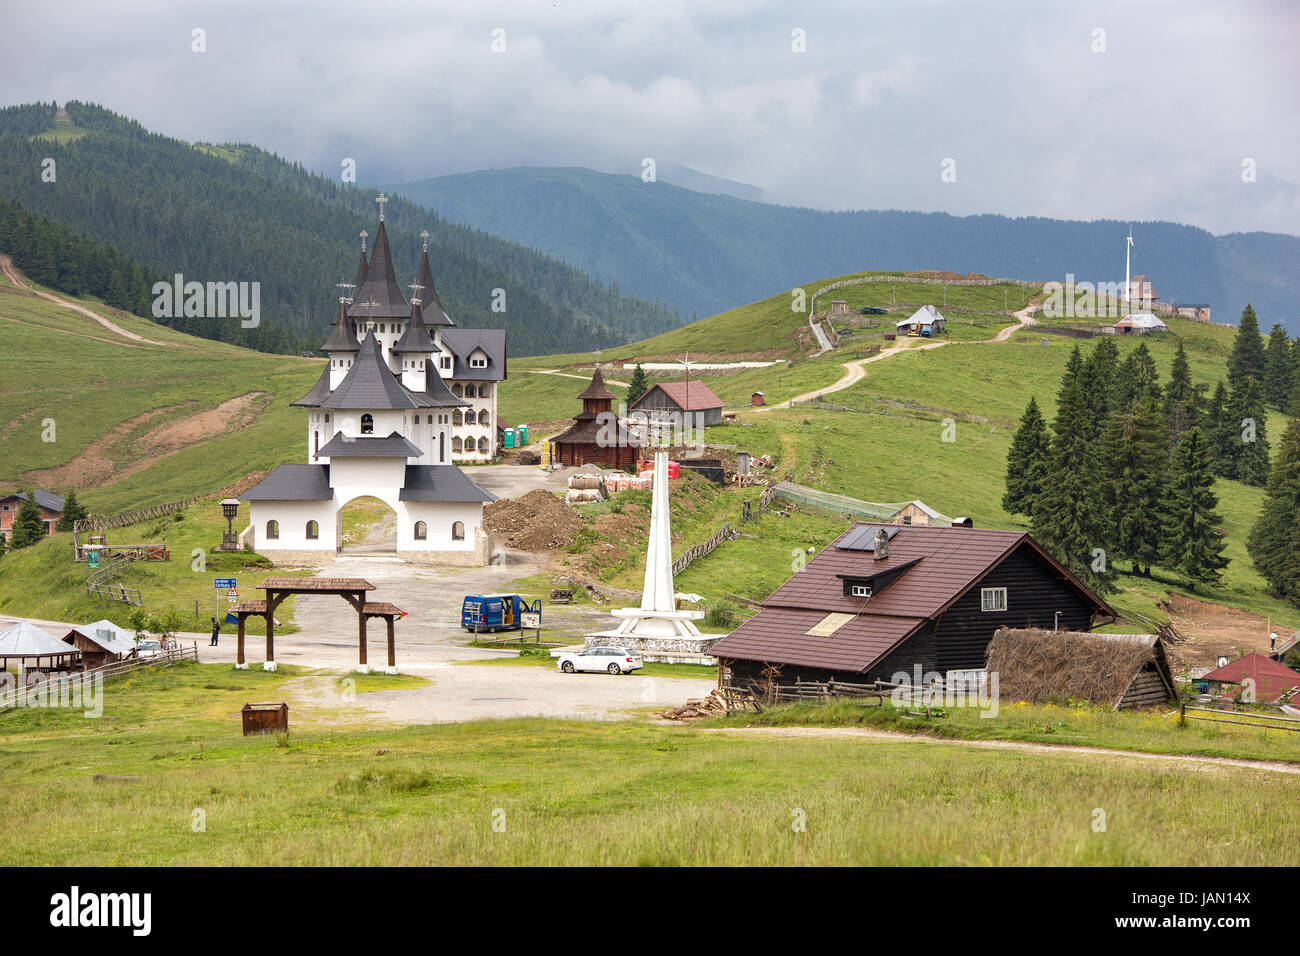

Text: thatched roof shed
xmin=986 ymin=627 xmax=1176 ymax=709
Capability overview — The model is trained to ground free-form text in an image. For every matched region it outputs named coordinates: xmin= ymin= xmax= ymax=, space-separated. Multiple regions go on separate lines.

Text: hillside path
xmin=0 ymin=254 xmax=168 ymax=346
xmin=525 ymin=368 xmax=631 ymax=387
xmin=706 ymin=725 xmax=1300 ymax=776
xmin=756 ymin=302 xmax=1037 ymax=411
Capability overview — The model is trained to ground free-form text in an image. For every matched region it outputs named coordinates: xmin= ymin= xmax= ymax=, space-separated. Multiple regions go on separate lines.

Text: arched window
xmin=478 ymin=383 xmax=491 ymax=398
xmin=266 ymin=520 xmax=279 ymax=540
xmin=324 ymin=413 xmax=330 ymax=423
xmin=477 ymin=436 xmax=489 ymax=453
xmin=478 ymin=409 xmax=491 ymax=425
xmin=427 ymin=415 xmax=434 ymax=424
xmin=306 ymin=520 xmax=319 ymax=540
xmin=414 ymin=521 xmax=427 ymax=541
xmin=452 ymin=521 xmax=465 ymax=541
xmin=452 ymin=409 xmax=463 ymax=426
xmin=361 ymin=413 xmax=374 ymax=435
xmin=452 ymin=384 xmax=463 ymax=398
xmin=466 ymin=384 xmax=478 ymax=398
xmin=452 ymin=436 xmax=463 ymax=454
xmin=440 ymin=432 xmax=446 ymax=462
xmin=314 ymin=431 xmax=319 ymax=456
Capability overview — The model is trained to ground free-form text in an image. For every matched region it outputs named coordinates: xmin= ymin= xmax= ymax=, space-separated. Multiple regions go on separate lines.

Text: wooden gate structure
xmin=230 ymin=577 xmax=405 ymax=673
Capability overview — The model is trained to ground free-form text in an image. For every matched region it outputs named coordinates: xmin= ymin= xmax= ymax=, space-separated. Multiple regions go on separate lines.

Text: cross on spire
xmin=408 ymin=282 xmax=424 ymax=307
xmin=335 ymin=280 xmax=355 ymax=304
xmin=420 ymin=229 xmax=430 ymax=252
xmin=376 ymin=192 xmax=388 ymax=221
xmin=359 ymin=298 xmax=381 ymax=332
xmin=359 ymin=229 xmax=368 ymax=253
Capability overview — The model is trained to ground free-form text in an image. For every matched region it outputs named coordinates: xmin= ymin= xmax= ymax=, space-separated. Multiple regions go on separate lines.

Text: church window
xmin=324 ymin=414 xmax=330 ymax=423
xmin=427 ymin=415 xmax=433 ymax=424
xmin=440 ymin=432 xmax=446 ymax=461
xmin=380 ymin=324 xmax=386 ymax=334
xmin=452 ymin=521 xmax=465 ymax=541
xmin=266 ymin=520 xmax=279 ymax=540
xmin=452 ymin=436 xmax=463 ymax=454
xmin=478 ymin=409 xmax=491 ymax=426
xmin=478 ymin=384 xmax=491 ymax=398
xmin=465 ymin=384 xmax=477 ymax=398
xmin=442 ymin=357 xmax=451 ymax=370
xmin=477 ymin=436 xmax=489 ymax=453
xmin=414 ymin=521 xmax=427 ymax=541
xmin=361 ymin=414 xmax=374 ymax=435
xmin=306 ymin=520 xmax=319 ymax=540
xmin=314 ymin=431 xmax=319 ymax=456
xmin=453 ymin=409 xmax=463 ymax=426
xmin=452 ymin=384 xmax=463 ymax=398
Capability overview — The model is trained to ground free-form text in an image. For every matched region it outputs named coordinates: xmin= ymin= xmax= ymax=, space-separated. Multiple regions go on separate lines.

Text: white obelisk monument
xmin=589 ymin=450 xmax=707 ymax=645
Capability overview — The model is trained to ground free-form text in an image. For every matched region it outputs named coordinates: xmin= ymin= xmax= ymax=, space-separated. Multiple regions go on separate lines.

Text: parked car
xmin=461 ymin=594 xmax=525 ymax=632
xmin=556 ymin=645 xmax=643 ymax=675
xmin=134 ymin=639 xmax=163 ymax=659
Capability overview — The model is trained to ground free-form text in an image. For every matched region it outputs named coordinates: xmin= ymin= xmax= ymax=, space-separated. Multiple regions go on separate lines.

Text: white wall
xmin=249 ymin=500 xmax=337 ymax=551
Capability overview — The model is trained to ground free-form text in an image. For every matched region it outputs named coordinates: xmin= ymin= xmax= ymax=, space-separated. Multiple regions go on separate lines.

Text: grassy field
xmin=2 ymin=661 xmax=1297 ymax=866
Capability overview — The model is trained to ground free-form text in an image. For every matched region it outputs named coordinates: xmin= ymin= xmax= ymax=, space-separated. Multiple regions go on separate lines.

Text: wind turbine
xmin=1124 ymin=229 xmax=1134 ymax=309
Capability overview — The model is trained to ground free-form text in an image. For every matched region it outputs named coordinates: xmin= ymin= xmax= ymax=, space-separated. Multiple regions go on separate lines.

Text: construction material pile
xmin=660 ymin=689 xmax=728 ymax=720
xmin=483 ymin=490 xmax=585 ymax=551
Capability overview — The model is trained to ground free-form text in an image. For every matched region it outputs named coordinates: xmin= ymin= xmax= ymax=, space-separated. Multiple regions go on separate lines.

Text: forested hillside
xmin=0 ymin=103 xmax=682 ymax=355
xmin=391 ymin=167 xmax=1299 ymax=330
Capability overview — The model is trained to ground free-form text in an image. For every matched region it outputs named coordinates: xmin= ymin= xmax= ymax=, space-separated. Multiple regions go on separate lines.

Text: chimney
xmin=873 ymin=528 xmax=890 ymax=560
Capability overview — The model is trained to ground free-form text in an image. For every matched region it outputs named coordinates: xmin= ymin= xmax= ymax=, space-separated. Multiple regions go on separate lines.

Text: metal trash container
xmin=241 ymin=702 xmax=289 ymax=735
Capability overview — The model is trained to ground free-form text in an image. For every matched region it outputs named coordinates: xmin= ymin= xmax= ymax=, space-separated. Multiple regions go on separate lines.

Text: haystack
xmin=986 ymin=627 xmax=1176 ymax=709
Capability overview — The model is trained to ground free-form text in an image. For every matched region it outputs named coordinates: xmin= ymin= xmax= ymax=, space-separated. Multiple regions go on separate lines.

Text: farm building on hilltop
xmin=0 ymin=489 xmax=65 ymax=538
xmin=710 ymin=523 xmax=1114 ymax=688
xmin=896 ymin=305 xmax=946 ymax=337
xmin=1111 ymin=313 xmax=1168 ymax=334
xmin=986 ymin=627 xmax=1176 ymax=709
xmin=551 ymin=367 xmax=643 ymax=469
xmin=629 ymin=380 xmax=725 ymax=428
xmin=1201 ymin=653 xmax=1300 ymax=703
xmin=891 ymin=500 xmax=961 ymax=527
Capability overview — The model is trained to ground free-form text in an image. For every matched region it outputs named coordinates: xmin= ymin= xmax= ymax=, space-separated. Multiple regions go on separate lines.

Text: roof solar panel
xmin=836 ymin=525 xmax=900 ymax=551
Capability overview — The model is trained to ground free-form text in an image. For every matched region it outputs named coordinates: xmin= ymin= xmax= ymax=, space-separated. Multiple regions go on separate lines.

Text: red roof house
xmin=1201 ymin=653 xmax=1300 ymax=703
xmin=629 ymin=381 xmax=725 ymax=426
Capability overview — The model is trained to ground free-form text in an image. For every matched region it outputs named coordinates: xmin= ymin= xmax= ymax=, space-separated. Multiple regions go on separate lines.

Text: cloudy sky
xmin=3 ymin=0 xmax=1296 ymax=235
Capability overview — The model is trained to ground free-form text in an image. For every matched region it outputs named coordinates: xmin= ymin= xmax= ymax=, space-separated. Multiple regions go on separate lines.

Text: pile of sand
xmin=483 ymin=489 xmax=585 ymax=551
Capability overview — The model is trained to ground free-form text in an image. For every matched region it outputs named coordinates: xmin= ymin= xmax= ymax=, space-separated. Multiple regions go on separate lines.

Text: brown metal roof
xmin=634 ymin=380 xmax=723 ymax=412
xmin=710 ymin=522 xmax=1114 ymax=674
xmin=361 ymin=602 xmax=406 ymax=616
xmin=577 ymin=367 xmax=615 ymax=400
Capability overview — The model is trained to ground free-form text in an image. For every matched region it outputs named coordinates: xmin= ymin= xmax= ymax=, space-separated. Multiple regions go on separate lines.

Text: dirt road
xmin=756 ymin=302 xmax=1038 ymax=411
xmin=0 ymin=254 xmax=169 ymax=346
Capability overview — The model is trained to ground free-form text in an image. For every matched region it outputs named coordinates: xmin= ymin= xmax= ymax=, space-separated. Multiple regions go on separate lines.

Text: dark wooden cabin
xmin=711 ymin=523 xmax=1114 ymax=688
xmin=551 ymin=367 xmax=642 ymax=469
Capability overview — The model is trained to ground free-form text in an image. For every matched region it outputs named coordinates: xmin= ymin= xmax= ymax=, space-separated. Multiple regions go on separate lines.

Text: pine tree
xmin=54 ymin=490 xmax=87 ymax=532
xmin=625 ymin=364 xmax=650 ymax=406
xmin=1162 ymin=428 xmax=1229 ymax=587
xmin=1114 ymin=342 xmax=1161 ymax=412
xmin=1002 ymin=396 xmax=1050 ymax=518
xmin=1264 ymin=324 xmax=1296 ymax=410
xmin=1223 ymin=378 xmax=1271 ymax=486
xmin=1079 ymin=339 xmax=1118 ymax=440
xmin=1163 ymin=340 xmax=1196 ymax=444
xmin=9 ymin=492 xmax=46 ymax=549
xmin=1102 ymin=394 xmax=1168 ymax=576
xmin=1227 ymin=304 xmax=1267 ymax=387
xmin=1206 ymin=381 xmax=1235 ymax=477
xmin=0 ymin=532 xmax=7 ymax=557
xmin=1033 ymin=368 xmax=1114 ymax=593
xmin=1247 ymin=417 xmax=1300 ymax=605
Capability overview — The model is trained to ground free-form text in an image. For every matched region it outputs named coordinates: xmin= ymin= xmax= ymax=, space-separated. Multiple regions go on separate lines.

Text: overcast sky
xmin=3 ymin=0 xmax=1296 ymax=235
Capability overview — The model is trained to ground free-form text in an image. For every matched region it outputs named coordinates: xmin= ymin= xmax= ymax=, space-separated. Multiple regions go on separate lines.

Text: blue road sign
xmin=213 ymin=578 xmax=236 ymax=589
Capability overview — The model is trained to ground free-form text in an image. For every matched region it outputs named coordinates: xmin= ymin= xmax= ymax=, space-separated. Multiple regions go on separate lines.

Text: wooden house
xmin=551 ymin=368 xmax=642 ymax=469
xmin=0 ymin=489 xmax=65 ymax=538
xmin=710 ymin=523 xmax=1114 ymax=688
xmin=62 ymin=619 xmax=136 ymax=669
xmin=629 ymin=381 xmax=724 ymax=427
xmin=986 ymin=627 xmax=1176 ymax=708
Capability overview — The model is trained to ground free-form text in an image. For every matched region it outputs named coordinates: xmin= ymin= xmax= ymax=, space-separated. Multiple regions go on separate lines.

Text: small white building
xmin=1112 ymin=313 xmax=1168 ymax=334
xmin=896 ymin=304 xmax=946 ymax=336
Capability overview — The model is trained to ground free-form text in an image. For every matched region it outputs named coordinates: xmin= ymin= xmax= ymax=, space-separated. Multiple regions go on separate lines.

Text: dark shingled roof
xmin=346 ymin=221 xmax=408 ymax=320
xmin=318 ymin=431 xmax=423 ymax=460
xmin=418 ymin=366 xmax=470 ymax=407
xmin=399 ymin=465 xmax=496 ymax=503
xmin=577 ymin=367 xmax=614 ymax=400
xmin=2 ymin=489 xmax=66 ymax=512
xmin=291 ymin=364 xmax=333 ymax=407
xmin=322 ymin=333 xmax=433 ymax=410
xmin=393 ymin=302 xmax=441 ymax=353
xmin=352 ymin=248 xmax=368 ymax=299
xmin=710 ymin=523 xmax=1114 ymax=674
xmin=441 ymin=329 xmax=507 ymax=381
xmin=320 ymin=300 xmax=359 ymax=353
xmin=416 ymin=248 xmax=455 ymax=328
xmin=240 ymin=464 xmax=333 ymax=501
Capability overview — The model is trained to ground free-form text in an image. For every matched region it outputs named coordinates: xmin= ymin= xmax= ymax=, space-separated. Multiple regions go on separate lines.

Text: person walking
xmin=210 ymin=617 xmax=220 ymax=646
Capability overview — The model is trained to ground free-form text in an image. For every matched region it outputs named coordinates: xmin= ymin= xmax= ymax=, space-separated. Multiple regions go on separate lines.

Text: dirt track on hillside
xmin=0 ymin=254 xmax=169 ymax=346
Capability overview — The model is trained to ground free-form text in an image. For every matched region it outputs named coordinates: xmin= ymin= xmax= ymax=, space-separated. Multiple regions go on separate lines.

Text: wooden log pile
xmin=659 ymin=689 xmax=729 ymax=720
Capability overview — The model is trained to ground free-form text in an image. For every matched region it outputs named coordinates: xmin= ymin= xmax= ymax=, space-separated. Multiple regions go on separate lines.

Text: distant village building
xmin=629 ymin=380 xmax=725 ymax=428
xmin=890 ymin=500 xmax=958 ymax=527
xmin=1111 ymin=313 xmax=1168 ymax=334
xmin=1174 ymin=303 xmax=1212 ymax=322
xmin=552 ymin=367 xmax=643 ymax=469
xmin=1202 ymin=652 xmax=1300 ymax=703
xmin=0 ymin=489 xmax=64 ymax=537
xmin=710 ymin=523 xmax=1113 ymax=688
xmin=1124 ymin=274 xmax=1158 ymax=307
xmin=896 ymin=304 xmax=946 ymax=337
xmin=829 ymin=299 xmax=848 ymax=316
xmin=751 ymin=391 xmax=765 ymax=406
xmin=240 ymin=207 xmax=496 ymax=565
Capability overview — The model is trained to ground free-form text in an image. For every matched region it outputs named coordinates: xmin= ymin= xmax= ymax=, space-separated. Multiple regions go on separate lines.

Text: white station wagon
xmin=556 ymin=645 xmax=644 ymax=675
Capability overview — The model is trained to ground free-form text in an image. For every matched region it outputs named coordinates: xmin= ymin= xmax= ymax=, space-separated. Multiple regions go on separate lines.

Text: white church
xmin=240 ymin=201 xmax=502 ymax=564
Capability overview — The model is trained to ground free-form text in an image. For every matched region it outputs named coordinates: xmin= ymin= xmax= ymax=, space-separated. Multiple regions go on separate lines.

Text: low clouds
xmin=1 ymin=0 xmax=1295 ymax=235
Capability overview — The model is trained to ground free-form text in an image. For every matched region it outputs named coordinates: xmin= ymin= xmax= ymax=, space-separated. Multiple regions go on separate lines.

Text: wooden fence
xmin=72 ymin=492 xmax=208 ymax=562
xmin=672 ymin=486 xmax=780 ymax=577
xmin=85 ymin=553 xmax=143 ymax=605
xmin=1179 ymin=701 xmax=1300 ymax=733
xmin=0 ymin=642 xmax=198 ymax=709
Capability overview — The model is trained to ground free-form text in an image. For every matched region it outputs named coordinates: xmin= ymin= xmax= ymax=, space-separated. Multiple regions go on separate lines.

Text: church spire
xmin=346 ymin=219 xmax=407 ymax=320
xmin=416 ymin=240 xmax=455 ymax=328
